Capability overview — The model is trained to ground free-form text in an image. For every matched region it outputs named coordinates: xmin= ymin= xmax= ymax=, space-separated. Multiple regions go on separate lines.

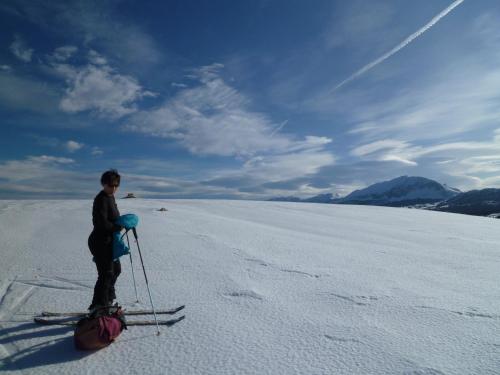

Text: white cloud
xmin=0 ymin=155 xmax=98 ymax=197
xmin=323 ymin=0 xmax=395 ymax=50
xmin=379 ymin=155 xmax=417 ymax=166
xmin=0 ymin=155 xmax=73 ymax=183
xmin=350 ymin=139 xmax=419 ymax=166
xmin=351 ymin=139 xmax=411 ymax=157
xmin=352 ymin=132 xmax=500 ymax=164
xmin=126 ymin=64 xmax=332 ymax=160
xmin=302 ymin=9 xmax=500 ymax=152
xmin=241 ymin=149 xmax=335 ymax=182
xmin=51 ymin=45 xmax=78 ymax=61
xmin=91 ymin=147 xmax=103 ymax=156
xmin=0 ymin=71 xmax=59 ymax=113
xmin=57 ymin=61 xmax=155 ymax=119
xmin=88 ymin=50 xmax=107 ymax=65
xmin=125 ymin=64 xmax=290 ymax=156
xmin=65 ymin=140 xmax=84 ymax=153
xmin=28 ymin=155 xmax=74 ymax=164
xmin=459 ymin=155 xmax=500 ymax=174
xmin=124 ymin=64 xmax=336 ymax=189
xmin=0 ymin=65 xmax=11 ymax=72
xmin=295 ymin=10 xmax=500 ymax=192
xmin=28 ymin=135 xmax=93 ymax=154
xmin=2 ymin=1 xmax=163 ymax=66
xmin=479 ymin=175 xmax=500 ymax=188
xmin=171 ymin=82 xmax=188 ymax=88
xmin=9 ymin=35 xmax=34 ymax=62
xmin=348 ymin=128 xmax=500 ymax=189
xmin=332 ymin=0 xmax=465 ymax=91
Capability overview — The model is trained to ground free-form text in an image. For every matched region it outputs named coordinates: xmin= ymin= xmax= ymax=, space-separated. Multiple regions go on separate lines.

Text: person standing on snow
xmin=88 ymin=169 xmax=123 ymax=311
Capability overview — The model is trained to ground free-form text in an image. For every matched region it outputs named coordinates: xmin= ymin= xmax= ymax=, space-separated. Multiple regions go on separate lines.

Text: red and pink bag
xmin=74 ymin=307 xmax=127 ymax=350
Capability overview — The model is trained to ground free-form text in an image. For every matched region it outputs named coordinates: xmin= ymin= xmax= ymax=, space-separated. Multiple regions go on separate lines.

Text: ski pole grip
xmin=132 ymin=227 xmax=138 ymax=239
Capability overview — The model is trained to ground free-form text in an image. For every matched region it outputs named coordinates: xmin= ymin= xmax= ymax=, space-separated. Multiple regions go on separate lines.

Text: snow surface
xmin=0 ymin=199 xmax=499 ymax=374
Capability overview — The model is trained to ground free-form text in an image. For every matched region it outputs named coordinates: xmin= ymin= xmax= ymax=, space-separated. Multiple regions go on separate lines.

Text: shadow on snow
xmin=0 ymin=322 xmax=94 ymax=370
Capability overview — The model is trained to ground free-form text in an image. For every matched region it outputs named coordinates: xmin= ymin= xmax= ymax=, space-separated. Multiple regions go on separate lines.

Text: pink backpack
xmin=74 ymin=307 xmax=126 ymax=350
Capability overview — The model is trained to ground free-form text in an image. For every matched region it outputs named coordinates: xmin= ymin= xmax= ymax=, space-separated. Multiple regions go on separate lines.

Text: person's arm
xmin=93 ymin=196 xmax=122 ymax=233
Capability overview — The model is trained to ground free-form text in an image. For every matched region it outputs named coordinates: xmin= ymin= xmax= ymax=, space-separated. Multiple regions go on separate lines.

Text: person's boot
xmin=88 ymin=304 xmax=108 ymax=317
xmin=108 ymin=289 xmax=116 ymax=304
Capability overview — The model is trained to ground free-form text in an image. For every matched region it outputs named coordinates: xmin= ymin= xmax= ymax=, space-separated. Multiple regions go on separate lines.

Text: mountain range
xmin=269 ymin=176 xmax=500 ymax=217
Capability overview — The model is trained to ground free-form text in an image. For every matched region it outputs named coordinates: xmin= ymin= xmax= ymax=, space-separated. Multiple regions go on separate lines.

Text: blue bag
xmin=115 ymin=214 xmax=139 ymax=230
xmin=112 ymin=214 xmax=139 ymax=260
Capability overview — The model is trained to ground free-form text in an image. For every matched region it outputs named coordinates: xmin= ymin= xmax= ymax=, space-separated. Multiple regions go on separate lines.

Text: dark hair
xmin=101 ymin=169 xmax=121 ymax=186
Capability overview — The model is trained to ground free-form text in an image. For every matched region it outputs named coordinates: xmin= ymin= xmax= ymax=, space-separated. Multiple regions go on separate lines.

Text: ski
xmin=34 ymin=315 xmax=185 ymax=327
xmin=40 ymin=305 xmax=185 ymax=317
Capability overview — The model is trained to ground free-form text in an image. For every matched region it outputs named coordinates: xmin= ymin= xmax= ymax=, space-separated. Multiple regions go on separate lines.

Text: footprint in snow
xmin=280 ymin=268 xmax=320 ymax=278
xmin=224 ymin=290 xmax=264 ymax=301
xmin=244 ymin=258 xmax=270 ymax=267
xmin=403 ymin=368 xmax=446 ymax=375
xmin=324 ymin=334 xmax=360 ymax=343
xmin=330 ymin=293 xmax=377 ymax=306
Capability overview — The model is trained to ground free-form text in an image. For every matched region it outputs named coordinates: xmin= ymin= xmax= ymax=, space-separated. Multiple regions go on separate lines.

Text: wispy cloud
xmin=87 ymin=50 xmax=107 ymax=65
xmin=1 ymin=1 xmax=163 ymax=66
xmin=91 ymin=146 xmax=103 ymax=156
xmin=50 ymin=45 xmax=78 ymax=62
xmin=347 ymin=64 xmax=500 ymax=142
xmin=125 ymin=64 xmax=330 ymax=158
xmin=348 ymin=128 xmax=500 ymax=189
xmin=352 ymin=132 xmax=500 ymax=163
xmin=0 ymin=71 xmax=59 ymax=113
xmin=9 ymin=34 xmax=34 ymax=62
xmin=64 ymin=140 xmax=84 ymax=153
xmin=323 ymin=0 xmax=395 ymax=51
xmin=171 ymin=82 xmax=188 ymax=88
xmin=249 ymin=149 xmax=334 ymax=180
xmin=55 ymin=51 xmax=156 ymax=119
xmin=332 ymin=0 xmax=465 ymax=92
xmin=125 ymin=64 xmax=336 ymax=191
xmin=351 ymin=139 xmax=411 ymax=157
xmin=351 ymin=139 xmax=418 ymax=166
xmin=0 ymin=155 xmax=95 ymax=197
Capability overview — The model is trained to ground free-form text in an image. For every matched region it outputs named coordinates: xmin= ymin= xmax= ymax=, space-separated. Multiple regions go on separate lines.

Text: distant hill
xmin=431 ymin=188 xmax=500 ymax=216
xmin=268 ymin=177 xmax=500 ymax=218
xmin=269 ymin=193 xmax=340 ymax=204
xmin=303 ymin=193 xmax=339 ymax=203
xmin=337 ymin=176 xmax=460 ymax=207
xmin=268 ymin=196 xmax=302 ymax=202
xmin=270 ymin=176 xmax=460 ymax=207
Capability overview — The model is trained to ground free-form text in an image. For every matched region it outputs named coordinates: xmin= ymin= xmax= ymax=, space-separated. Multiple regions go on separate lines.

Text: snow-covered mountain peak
xmin=341 ymin=176 xmax=460 ymax=206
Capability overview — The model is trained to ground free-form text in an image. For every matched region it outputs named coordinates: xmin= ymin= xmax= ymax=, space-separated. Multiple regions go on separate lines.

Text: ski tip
xmin=164 ymin=315 xmax=185 ymax=326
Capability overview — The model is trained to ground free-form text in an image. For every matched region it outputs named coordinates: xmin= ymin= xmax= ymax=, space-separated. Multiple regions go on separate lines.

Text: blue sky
xmin=1 ymin=0 xmax=500 ymax=199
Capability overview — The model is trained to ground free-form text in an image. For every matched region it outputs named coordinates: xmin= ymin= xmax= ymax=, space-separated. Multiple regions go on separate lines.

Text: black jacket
xmin=88 ymin=190 xmax=121 ymax=258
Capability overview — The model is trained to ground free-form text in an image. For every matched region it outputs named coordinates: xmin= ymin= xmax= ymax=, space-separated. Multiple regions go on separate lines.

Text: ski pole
xmin=125 ymin=231 xmax=139 ymax=303
xmin=132 ymin=227 xmax=160 ymax=335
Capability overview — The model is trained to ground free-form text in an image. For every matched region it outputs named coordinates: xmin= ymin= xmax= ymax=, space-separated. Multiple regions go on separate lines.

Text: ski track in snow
xmin=415 ymin=305 xmax=500 ymax=320
xmin=0 ymin=199 xmax=499 ymax=374
xmin=329 ymin=293 xmax=379 ymax=306
xmin=0 ymin=278 xmax=37 ymax=365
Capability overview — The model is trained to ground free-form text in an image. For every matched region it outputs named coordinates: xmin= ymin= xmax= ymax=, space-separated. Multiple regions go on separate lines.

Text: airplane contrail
xmin=332 ymin=0 xmax=465 ymax=92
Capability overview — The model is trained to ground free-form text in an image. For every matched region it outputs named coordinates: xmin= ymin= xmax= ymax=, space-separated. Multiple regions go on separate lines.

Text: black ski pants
xmin=88 ymin=233 xmax=121 ymax=308
xmin=91 ymin=257 xmax=121 ymax=307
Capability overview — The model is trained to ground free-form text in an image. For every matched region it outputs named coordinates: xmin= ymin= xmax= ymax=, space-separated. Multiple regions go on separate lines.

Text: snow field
xmin=0 ymin=199 xmax=499 ymax=374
